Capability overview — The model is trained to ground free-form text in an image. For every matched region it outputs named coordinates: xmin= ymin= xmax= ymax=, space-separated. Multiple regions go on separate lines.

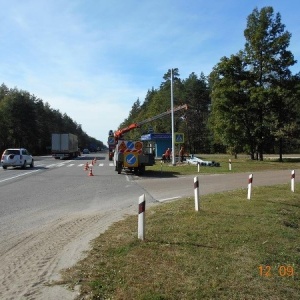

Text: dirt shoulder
xmin=0 ymin=207 xmax=137 ymax=300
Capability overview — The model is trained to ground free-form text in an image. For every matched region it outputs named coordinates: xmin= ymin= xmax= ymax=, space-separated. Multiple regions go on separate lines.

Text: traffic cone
xmin=88 ymin=167 xmax=94 ymax=176
xmin=84 ymin=162 xmax=89 ymax=171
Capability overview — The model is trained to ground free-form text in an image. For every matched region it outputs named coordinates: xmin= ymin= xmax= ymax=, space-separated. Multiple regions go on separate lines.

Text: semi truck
xmin=51 ymin=133 xmax=80 ymax=159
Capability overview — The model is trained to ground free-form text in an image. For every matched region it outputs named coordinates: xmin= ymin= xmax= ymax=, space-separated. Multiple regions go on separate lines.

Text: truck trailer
xmin=51 ymin=133 xmax=80 ymax=159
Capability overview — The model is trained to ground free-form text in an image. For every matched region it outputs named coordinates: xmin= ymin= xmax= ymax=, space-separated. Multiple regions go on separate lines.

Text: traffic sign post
xmin=175 ymin=133 xmax=184 ymax=144
xmin=107 ymin=136 xmax=115 ymax=145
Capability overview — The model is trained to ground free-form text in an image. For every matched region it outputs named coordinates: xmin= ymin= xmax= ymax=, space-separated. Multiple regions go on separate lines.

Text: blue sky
xmin=1 ymin=0 xmax=299 ymax=144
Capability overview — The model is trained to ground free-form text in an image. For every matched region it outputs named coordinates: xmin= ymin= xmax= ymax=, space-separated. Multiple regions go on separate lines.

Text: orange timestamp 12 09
xmin=258 ymin=265 xmax=295 ymax=277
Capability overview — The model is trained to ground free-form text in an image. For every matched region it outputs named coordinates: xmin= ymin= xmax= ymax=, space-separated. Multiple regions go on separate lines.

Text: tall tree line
xmin=0 ymin=84 xmax=103 ymax=154
xmin=118 ymin=6 xmax=300 ymax=160
xmin=209 ymin=6 xmax=300 ymax=160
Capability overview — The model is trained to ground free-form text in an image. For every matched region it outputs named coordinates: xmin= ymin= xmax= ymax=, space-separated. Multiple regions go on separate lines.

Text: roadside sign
xmin=124 ymin=152 xmax=138 ymax=167
xmin=108 ymin=137 xmax=115 ymax=145
xmin=126 ymin=141 xmax=135 ymax=150
xmin=175 ymin=133 xmax=184 ymax=143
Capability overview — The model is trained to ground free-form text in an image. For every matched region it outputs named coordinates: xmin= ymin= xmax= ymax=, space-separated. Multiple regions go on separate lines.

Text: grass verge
xmin=145 ymin=154 xmax=300 ymax=176
xmin=58 ymin=184 xmax=300 ymax=299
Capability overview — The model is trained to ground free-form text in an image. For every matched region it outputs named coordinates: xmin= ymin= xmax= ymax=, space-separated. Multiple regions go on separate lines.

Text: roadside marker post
xmin=197 ymin=162 xmax=200 ymax=173
xmin=247 ymin=174 xmax=253 ymax=200
xmin=229 ymin=159 xmax=232 ymax=171
xmin=194 ymin=176 xmax=199 ymax=211
xmin=138 ymin=194 xmax=146 ymax=240
xmin=291 ymin=170 xmax=295 ymax=192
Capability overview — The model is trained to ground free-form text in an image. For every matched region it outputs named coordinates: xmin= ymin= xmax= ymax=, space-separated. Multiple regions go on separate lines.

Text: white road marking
xmin=47 ymin=164 xmax=56 ymax=168
xmin=158 ymin=196 xmax=181 ymax=202
xmin=42 ymin=162 xmax=115 ymax=169
xmin=0 ymin=170 xmax=41 ymax=183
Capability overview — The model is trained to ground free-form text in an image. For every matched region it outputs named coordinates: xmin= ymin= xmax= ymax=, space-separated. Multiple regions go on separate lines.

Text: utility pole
xmin=171 ymin=68 xmax=176 ymax=166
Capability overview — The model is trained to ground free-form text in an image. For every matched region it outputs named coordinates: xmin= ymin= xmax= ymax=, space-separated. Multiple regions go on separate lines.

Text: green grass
xmin=146 ymin=154 xmax=300 ymax=176
xmin=58 ymin=184 xmax=300 ymax=299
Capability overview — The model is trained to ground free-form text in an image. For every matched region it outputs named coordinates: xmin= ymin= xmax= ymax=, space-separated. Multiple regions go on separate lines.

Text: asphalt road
xmin=0 ymin=153 xmax=298 ymax=299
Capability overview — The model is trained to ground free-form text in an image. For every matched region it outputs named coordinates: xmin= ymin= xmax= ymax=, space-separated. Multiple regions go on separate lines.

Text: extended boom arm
xmin=113 ymin=104 xmax=187 ymax=141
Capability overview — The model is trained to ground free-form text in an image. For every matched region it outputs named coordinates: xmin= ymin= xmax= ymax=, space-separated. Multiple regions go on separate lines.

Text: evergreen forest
xmin=0 ymin=84 xmax=104 ymax=154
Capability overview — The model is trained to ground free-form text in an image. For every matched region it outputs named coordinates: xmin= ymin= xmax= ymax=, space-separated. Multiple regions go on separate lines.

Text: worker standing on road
xmin=179 ymin=146 xmax=184 ymax=162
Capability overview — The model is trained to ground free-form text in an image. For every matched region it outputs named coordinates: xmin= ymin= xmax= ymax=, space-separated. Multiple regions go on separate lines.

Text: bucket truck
xmin=109 ymin=104 xmax=187 ymax=175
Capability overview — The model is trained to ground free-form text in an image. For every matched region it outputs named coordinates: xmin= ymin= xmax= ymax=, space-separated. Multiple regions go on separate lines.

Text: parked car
xmin=82 ymin=148 xmax=90 ymax=154
xmin=1 ymin=148 xmax=34 ymax=169
xmin=186 ymin=155 xmax=220 ymax=167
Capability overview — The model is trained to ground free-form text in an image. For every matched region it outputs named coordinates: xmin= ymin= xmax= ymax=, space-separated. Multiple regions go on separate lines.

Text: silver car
xmin=1 ymin=148 xmax=34 ymax=169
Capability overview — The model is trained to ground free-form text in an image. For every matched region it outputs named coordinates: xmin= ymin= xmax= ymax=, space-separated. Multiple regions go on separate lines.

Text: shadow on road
xmin=76 ymin=156 xmax=106 ymax=161
xmin=135 ymin=170 xmax=181 ymax=178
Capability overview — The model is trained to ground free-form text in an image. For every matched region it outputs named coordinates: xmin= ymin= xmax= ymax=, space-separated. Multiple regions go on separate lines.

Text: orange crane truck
xmin=109 ymin=104 xmax=187 ymax=175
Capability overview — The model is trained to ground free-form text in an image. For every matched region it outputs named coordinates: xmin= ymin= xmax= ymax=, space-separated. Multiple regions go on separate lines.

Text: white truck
xmin=51 ymin=133 xmax=80 ymax=159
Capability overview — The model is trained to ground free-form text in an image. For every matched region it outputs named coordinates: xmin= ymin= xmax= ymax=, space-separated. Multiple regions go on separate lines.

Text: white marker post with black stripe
xmin=247 ymin=174 xmax=253 ymax=200
xmin=194 ymin=176 xmax=199 ymax=211
xmin=291 ymin=170 xmax=295 ymax=192
xmin=138 ymin=194 xmax=146 ymax=240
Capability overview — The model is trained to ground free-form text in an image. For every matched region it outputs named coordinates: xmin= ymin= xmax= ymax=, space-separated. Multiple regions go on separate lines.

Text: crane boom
xmin=137 ymin=104 xmax=187 ymax=126
xmin=114 ymin=104 xmax=187 ymax=140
